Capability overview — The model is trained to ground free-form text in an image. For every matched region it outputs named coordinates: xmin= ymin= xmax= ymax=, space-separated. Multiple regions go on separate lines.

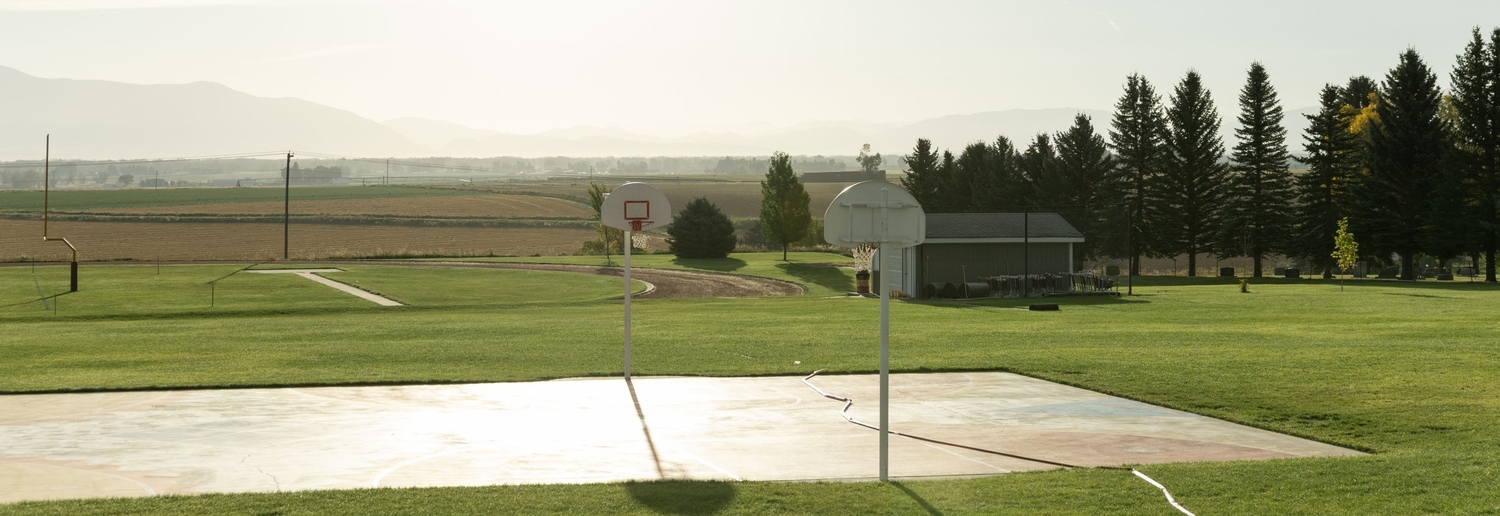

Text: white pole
xmin=878 ymin=241 xmax=890 ymax=481
xmin=623 ymin=229 xmax=633 ymax=380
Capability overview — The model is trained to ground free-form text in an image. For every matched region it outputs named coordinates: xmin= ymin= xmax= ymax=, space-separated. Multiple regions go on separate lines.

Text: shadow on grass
xmin=624 ymin=480 xmax=737 ymax=515
xmin=1126 ymin=274 xmax=1500 ymax=291
xmin=917 ymin=294 xmax=1149 ymax=309
xmin=891 ymin=482 xmax=944 ymax=516
xmin=671 ymin=257 xmax=747 ymax=273
xmin=776 ymin=263 xmax=853 ymax=293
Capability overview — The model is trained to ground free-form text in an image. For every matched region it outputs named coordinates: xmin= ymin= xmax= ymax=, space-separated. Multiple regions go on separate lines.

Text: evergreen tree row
xmin=901 ymin=26 xmax=1500 ymax=282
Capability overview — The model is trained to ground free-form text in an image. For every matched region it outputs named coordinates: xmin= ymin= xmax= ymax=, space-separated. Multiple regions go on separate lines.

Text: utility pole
xmin=1126 ymin=203 xmax=1134 ymax=296
xmin=284 ymin=151 xmax=294 ymax=260
xmin=385 ymin=158 xmax=389 ymax=185
xmin=1023 ymin=209 xmax=1030 ymax=298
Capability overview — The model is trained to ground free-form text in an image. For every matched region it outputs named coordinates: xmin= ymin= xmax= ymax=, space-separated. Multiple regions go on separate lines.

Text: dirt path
xmin=325 ymin=261 xmax=804 ymax=298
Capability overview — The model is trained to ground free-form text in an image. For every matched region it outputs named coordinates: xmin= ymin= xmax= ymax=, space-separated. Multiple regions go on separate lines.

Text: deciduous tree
xmin=759 ymin=152 xmax=812 ymax=260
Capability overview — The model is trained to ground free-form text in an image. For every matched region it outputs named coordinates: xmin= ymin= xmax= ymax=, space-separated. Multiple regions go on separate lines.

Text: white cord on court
xmin=802 ymin=370 xmax=1196 ymax=516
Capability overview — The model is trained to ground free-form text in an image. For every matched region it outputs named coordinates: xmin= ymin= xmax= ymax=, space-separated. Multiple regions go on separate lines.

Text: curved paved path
xmin=3 ymin=260 xmax=807 ymax=299
xmin=324 ymin=261 xmax=805 ymax=298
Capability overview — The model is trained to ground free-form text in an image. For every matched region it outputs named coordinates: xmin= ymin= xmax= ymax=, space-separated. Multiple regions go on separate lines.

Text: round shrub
xmin=667 ymin=197 xmax=737 ymax=259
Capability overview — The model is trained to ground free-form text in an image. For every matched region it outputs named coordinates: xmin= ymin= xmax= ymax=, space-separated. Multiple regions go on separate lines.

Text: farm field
xmin=0 ymin=219 xmax=596 ymax=261
xmin=98 ymin=193 xmax=591 ymax=218
xmin=1 ymin=253 xmax=1498 ymax=513
xmin=0 ymin=185 xmax=476 ymax=211
xmin=472 ymin=180 xmax=856 ymax=218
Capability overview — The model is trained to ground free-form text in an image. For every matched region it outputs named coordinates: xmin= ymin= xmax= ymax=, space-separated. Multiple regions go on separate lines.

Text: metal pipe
xmin=40 ymin=135 xmax=79 ymax=292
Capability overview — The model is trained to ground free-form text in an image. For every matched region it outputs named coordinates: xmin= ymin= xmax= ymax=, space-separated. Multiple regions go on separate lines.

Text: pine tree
xmin=1293 ymin=85 xmax=1358 ymax=276
xmin=759 ymin=152 xmax=812 ymax=261
xmin=969 ymin=136 xmax=1026 ymax=209
xmin=1050 ymin=114 xmax=1117 ymax=267
xmin=1019 ymin=133 xmax=1057 ymax=208
xmin=1107 ymin=73 xmax=1169 ymax=274
xmin=900 ymin=138 xmax=944 ymax=208
xmin=1450 ymin=27 xmax=1500 ymax=282
xmin=667 ymin=197 xmax=737 ymax=259
xmin=952 ymin=141 xmax=990 ymax=211
xmin=1220 ymin=62 xmax=1296 ymax=277
xmin=1158 ymin=70 xmax=1230 ymax=276
xmin=1349 ymin=50 xmax=1449 ymax=280
xmin=1342 ymin=76 xmax=1379 ymax=111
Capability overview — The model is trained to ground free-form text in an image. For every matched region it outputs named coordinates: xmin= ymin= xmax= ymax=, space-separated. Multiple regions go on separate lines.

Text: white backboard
xmin=823 ymin=181 xmax=925 ymax=249
xmin=602 ymin=182 xmax=671 ymax=231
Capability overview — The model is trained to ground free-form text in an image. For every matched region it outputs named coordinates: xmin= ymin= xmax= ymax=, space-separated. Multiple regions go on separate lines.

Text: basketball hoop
xmin=821 ymin=180 xmax=925 ymax=482
xmin=603 ymin=183 xmax=668 ymax=232
xmin=624 ymin=200 xmax=650 ymax=231
xmin=599 ymin=182 xmax=672 ymax=381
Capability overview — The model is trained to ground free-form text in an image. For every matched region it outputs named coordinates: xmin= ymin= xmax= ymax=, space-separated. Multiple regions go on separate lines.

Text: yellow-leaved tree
xmin=1332 ymin=217 xmax=1360 ymax=291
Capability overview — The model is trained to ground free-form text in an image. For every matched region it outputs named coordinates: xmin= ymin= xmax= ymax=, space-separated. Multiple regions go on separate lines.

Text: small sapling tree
xmin=1332 ymin=217 xmax=1360 ymax=291
xmin=667 ymin=197 xmax=737 ymax=259
xmin=759 ymin=152 xmax=812 ymax=261
xmin=584 ymin=182 xmax=627 ymax=262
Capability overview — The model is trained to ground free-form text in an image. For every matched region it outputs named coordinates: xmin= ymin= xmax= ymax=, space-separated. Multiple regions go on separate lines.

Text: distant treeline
xmin=0 ymin=154 xmax=874 ymax=188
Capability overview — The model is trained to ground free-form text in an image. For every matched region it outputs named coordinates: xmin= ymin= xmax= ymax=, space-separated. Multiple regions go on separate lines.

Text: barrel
xmin=939 ymin=283 xmax=960 ymax=299
xmin=961 ymin=282 xmax=991 ymax=298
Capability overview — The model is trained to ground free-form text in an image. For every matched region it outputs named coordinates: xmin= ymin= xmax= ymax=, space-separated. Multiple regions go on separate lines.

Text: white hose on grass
xmin=801 ymin=370 xmax=1196 ymax=516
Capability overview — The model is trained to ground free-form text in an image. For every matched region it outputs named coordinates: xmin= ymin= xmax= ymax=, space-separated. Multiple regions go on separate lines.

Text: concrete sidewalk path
xmin=0 ymin=373 xmax=1361 ymax=503
xmin=244 ymin=269 xmax=403 ymax=306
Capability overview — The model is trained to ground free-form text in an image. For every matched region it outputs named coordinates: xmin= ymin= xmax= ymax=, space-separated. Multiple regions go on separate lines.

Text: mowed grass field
xmin=1 ymin=252 xmax=1498 ymax=514
xmin=0 ymin=219 xmax=598 ymax=261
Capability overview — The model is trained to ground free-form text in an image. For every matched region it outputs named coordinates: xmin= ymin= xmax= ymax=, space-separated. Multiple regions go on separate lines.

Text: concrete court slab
xmin=0 ymin=373 xmax=1361 ymax=503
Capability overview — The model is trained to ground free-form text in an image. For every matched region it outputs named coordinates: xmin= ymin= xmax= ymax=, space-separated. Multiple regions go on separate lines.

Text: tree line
xmin=900 ymin=27 xmax=1500 ymax=282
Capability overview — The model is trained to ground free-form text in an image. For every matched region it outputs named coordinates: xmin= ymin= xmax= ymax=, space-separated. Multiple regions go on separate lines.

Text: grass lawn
xmin=1 ymin=252 xmax=1498 ymax=514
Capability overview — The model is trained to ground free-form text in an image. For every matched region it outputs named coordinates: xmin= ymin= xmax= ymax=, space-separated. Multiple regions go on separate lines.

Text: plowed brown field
xmin=0 ymin=219 xmax=595 ymax=261
xmin=99 ymin=193 xmax=591 ymax=218
xmin=474 ymin=182 xmax=855 ymax=218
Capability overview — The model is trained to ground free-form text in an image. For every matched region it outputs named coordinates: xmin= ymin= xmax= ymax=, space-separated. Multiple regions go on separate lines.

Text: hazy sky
xmin=2 ymin=0 xmax=1497 ymax=136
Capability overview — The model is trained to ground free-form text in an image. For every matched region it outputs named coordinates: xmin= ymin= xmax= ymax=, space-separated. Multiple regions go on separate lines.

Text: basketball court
xmin=0 ymin=372 xmax=1361 ymax=503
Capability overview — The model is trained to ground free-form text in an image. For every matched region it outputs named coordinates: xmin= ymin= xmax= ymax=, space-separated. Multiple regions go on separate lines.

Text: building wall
xmin=914 ymin=242 xmax=1072 ymax=297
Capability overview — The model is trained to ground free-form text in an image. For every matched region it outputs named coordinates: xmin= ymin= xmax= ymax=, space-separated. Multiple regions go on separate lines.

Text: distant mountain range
xmin=0 ymin=65 xmax=1313 ymax=161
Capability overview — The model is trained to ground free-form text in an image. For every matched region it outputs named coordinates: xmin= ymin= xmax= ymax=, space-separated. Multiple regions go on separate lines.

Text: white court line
xmin=0 ymin=460 xmax=157 ymax=497
xmin=665 ymin=444 xmax=742 ymax=481
xmin=245 ymin=269 xmax=403 ymax=306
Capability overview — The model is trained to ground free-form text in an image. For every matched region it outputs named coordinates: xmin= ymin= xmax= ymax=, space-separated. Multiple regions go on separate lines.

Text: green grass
xmin=0 ymin=185 xmax=480 ymax=211
xmin=1 ymin=264 xmax=639 ymax=321
xmin=1 ymin=254 xmax=1498 ymax=514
